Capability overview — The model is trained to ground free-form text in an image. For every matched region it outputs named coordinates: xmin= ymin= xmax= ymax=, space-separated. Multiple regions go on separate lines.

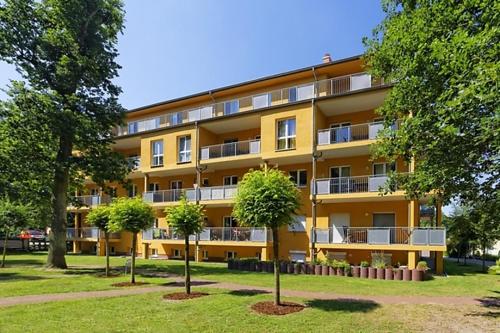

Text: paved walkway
xmin=0 ymin=278 xmax=484 ymax=308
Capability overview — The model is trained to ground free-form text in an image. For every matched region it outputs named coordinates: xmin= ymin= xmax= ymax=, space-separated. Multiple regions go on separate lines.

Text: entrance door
xmin=330 ymin=122 xmax=351 ymax=143
xmin=330 ymin=213 xmax=350 ymax=244
xmin=330 ymin=166 xmax=351 ymax=193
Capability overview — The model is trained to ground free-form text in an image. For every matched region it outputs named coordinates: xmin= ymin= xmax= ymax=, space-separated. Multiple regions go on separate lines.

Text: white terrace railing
xmin=200 ymin=139 xmax=261 ymax=160
xmin=66 ymin=227 xmax=121 ymax=240
xmin=142 ymin=227 xmax=272 ymax=243
xmin=142 ymin=185 xmax=238 ymax=204
xmin=317 ymin=121 xmax=400 ymax=146
xmin=312 ymin=227 xmax=446 ymax=246
xmin=116 ymin=72 xmax=384 ymax=137
xmin=314 ymin=175 xmax=397 ymax=195
xmin=72 ymin=195 xmax=111 ymax=207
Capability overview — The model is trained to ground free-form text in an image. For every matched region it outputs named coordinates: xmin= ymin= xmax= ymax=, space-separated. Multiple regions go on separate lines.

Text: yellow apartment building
xmin=67 ymin=54 xmax=446 ymax=273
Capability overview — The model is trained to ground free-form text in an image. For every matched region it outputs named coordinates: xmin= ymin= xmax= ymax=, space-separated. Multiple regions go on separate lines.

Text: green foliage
xmin=371 ymin=254 xmax=386 ymax=269
xmin=0 ymin=200 xmax=33 ymax=234
xmin=164 ymin=196 xmax=205 ymax=237
xmin=233 ymin=168 xmax=301 ymax=229
xmin=360 ymin=261 xmax=370 ymax=268
xmin=86 ymin=205 xmax=111 ymax=231
xmin=364 ymin=0 xmax=499 ymax=206
xmin=416 ymin=261 xmax=429 ymax=271
xmin=108 ymin=198 xmax=154 ymax=234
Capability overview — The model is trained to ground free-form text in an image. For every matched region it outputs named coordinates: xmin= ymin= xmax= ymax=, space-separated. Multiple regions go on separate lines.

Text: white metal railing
xmin=142 ymin=227 xmax=271 ymax=242
xmin=312 ymin=227 xmax=446 ymax=246
xmin=200 ymin=140 xmax=261 ymax=160
xmin=115 ymin=72 xmax=384 ymax=136
xmin=67 ymin=228 xmax=121 ymax=240
xmin=317 ymin=121 xmax=400 ymax=145
xmin=314 ymin=175 xmax=396 ymax=195
xmin=127 ymin=156 xmax=141 ymax=170
xmin=72 ymin=195 xmax=111 ymax=207
xmin=142 ymin=186 xmax=237 ymax=203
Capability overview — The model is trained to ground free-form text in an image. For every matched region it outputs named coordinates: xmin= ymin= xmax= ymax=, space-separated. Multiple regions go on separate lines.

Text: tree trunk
xmin=131 ymin=232 xmax=137 ymax=284
xmin=184 ymin=235 xmax=190 ymax=294
xmin=1 ymin=232 xmax=8 ymax=268
xmin=105 ymin=232 xmax=110 ymax=277
xmin=272 ymin=227 xmax=280 ymax=306
xmin=482 ymin=244 xmax=486 ymax=272
xmin=47 ymin=135 xmax=72 ymax=269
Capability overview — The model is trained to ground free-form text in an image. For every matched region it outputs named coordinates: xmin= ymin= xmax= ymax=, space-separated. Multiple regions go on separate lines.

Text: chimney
xmin=322 ymin=53 xmax=332 ymax=64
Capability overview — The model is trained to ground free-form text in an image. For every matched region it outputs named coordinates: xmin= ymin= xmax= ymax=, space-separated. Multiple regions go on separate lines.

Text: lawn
xmin=0 ymin=252 xmax=498 ymax=298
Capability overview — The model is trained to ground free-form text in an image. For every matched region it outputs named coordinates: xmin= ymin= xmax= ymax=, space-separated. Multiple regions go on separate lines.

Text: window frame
xmin=177 ymin=135 xmax=191 ymax=163
xmin=223 ymin=100 xmax=239 ymax=115
xmin=151 ymin=140 xmax=164 ymax=167
xmin=289 ymin=170 xmax=307 ymax=188
xmin=276 ymin=118 xmax=297 ymax=151
xmin=223 ymin=175 xmax=238 ymax=186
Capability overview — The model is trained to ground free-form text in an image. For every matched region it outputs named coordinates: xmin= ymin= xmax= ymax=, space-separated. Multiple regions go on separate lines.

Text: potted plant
xmin=393 ymin=267 xmax=403 ymax=280
xmin=342 ymin=261 xmax=351 ymax=276
xmin=293 ymin=262 xmax=301 ymax=274
xmin=412 ymin=261 xmax=428 ymax=281
xmin=328 ymin=259 xmax=337 ymax=276
xmin=360 ymin=261 xmax=369 ymax=278
xmin=336 ymin=260 xmax=346 ymax=276
xmin=280 ymin=260 xmax=288 ymax=273
xmin=372 ymin=257 xmax=386 ymax=279
xmin=305 ymin=262 xmax=312 ymax=274
xmin=385 ymin=265 xmax=393 ymax=280
xmin=321 ymin=262 xmax=329 ymax=276
xmin=402 ymin=265 xmax=411 ymax=281
xmin=351 ymin=263 xmax=361 ymax=278
xmin=287 ymin=261 xmax=294 ymax=274
xmin=313 ymin=259 xmax=322 ymax=275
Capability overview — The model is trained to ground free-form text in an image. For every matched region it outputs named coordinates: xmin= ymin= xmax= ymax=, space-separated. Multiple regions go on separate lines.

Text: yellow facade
xmin=70 ymin=55 xmax=446 ymax=273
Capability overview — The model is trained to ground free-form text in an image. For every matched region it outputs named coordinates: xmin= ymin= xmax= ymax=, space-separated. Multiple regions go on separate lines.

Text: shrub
xmin=360 ymin=261 xmax=370 ymax=267
xmin=416 ymin=261 xmax=429 ymax=271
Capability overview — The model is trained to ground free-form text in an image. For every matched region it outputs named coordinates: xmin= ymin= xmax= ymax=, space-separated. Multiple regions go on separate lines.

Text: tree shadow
xmin=0 ymin=272 xmax=47 ymax=281
xmin=305 ymin=298 xmax=380 ymax=313
xmin=162 ymin=280 xmax=217 ymax=287
xmin=228 ymin=289 xmax=271 ymax=297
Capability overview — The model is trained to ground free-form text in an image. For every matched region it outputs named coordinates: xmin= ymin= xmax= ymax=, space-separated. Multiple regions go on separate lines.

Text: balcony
xmin=312 ymin=227 xmax=446 ymax=249
xmin=200 ymin=139 xmax=261 ymax=161
xmin=142 ymin=227 xmax=271 ymax=244
xmin=115 ymin=72 xmax=384 ymax=137
xmin=70 ymin=195 xmax=111 ymax=209
xmin=142 ymin=185 xmax=237 ymax=205
xmin=67 ymin=228 xmax=121 ymax=241
xmin=317 ymin=121 xmax=390 ymax=146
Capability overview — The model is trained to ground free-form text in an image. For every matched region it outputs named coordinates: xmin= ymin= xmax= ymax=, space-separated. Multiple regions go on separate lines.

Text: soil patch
xmin=96 ymin=272 xmax=122 ymax=278
xmin=111 ymin=282 xmax=150 ymax=287
xmin=163 ymin=292 xmax=209 ymax=301
xmin=251 ymin=301 xmax=305 ymax=315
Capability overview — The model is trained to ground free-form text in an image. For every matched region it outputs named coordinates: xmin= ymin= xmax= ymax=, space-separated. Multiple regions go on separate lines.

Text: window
xmin=202 ymin=250 xmax=208 ymax=260
xmin=201 ymin=178 xmax=209 ymax=187
xmin=151 ymin=248 xmax=158 ymax=256
xmin=148 ymin=183 xmax=160 ymax=192
xmin=330 ymin=166 xmax=351 ymax=194
xmin=373 ymin=163 xmax=396 ymax=176
xmin=223 ymin=176 xmax=238 ymax=186
xmin=330 ymin=122 xmax=351 ymax=143
xmin=277 ymin=118 xmax=296 ymax=150
xmin=288 ymin=215 xmax=306 ymax=232
xmin=178 ymin=136 xmax=191 ymax=163
xmin=373 ymin=213 xmax=395 ymax=227
xmin=288 ymin=87 xmax=297 ymax=102
xmin=226 ymin=251 xmax=237 ymax=260
xmin=252 ymin=93 xmax=271 ymax=109
xmin=128 ymin=122 xmax=138 ymax=134
xmin=153 ymin=218 xmax=159 ymax=228
xmin=170 ymin=112 xmax=183 ymax=125
xmin=289 ymin=170 xmax=307 ymax=187
xmin=151 ymin=140 xmax=163 ymax=167
xmin=173 ymin=249 xmax=182 ymax=258
xmin=128 ymin=184 xmax=137 ymax=198
xmin=330 ymin=166 xmax=351 ymax=178
xmin=223 ymin=216 xmax=237 ymax=227
xmin=290 ymin=251 xmax=306 ymax=263
xmin=109 ymin=187 xmax=117 ymax=198
xmin=224 ymin=100 xmax=239 ymax=115
xmin=90 ymin=188 xmax=99 ymax=196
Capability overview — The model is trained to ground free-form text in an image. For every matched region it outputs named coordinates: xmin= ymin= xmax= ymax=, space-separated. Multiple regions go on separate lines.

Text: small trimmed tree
xmin=109 ymin=197 xmax=154 ymax=283
xmin=87 ymin=205 xmax=112 ymax=277
xmin=233 ymin=168 xmax=301 ymax=306
xmin=0 ymin=200 xmax=32 ymax=268
xmin=165 ymin=196 xmax=205 ymax=295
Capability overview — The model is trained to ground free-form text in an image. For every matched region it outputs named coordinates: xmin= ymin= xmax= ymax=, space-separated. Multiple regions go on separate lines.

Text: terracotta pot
xmin=403 ymin=269 xmax=411 ymax=281
xmin=344 ymin=267 xmax=351 ymax=276
xmin=352 ymin=266 xmax=360 ymax=278
xmin=280 ymin=262 xmax=287 ymax=273
xmin=412 ymin=269 xmax=424 ymax=282
xmin=337 ymin=267 xmax=345 ymax=276
xmin=360 ymin=267 xmax=369 ymax=278
xmin=385 ymin=268 xmax=393 ymax=280
xmin=287 ymin=263 xmax=294 ymax=274
xmin=393 ymin=269 xmax=402 ymax=280
xmin=321 ymin=265 xmax=329 ymax=276
xmin=293 ymin=263 xmax=301 ymax=274
xmin=368 ymin=267 xmax=377 ymax=279
xmin=376 ymin=268 xmax=385 ymax=279
xmin=329 ymin=266 xmax=336 ymax=275
xmin=305 ymin=264 xmax=312 ymax=274
xmin=314 ymin=264 xmax=322 ymax=275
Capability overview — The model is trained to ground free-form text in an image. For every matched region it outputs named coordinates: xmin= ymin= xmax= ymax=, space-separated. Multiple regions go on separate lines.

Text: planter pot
xmin=337 ymin=267 xmax=345 ymax=276
xmin=280 ymin=262 xmax=287 ymax=273
xmin=248 ymin=262 xmax=256 ymax=272
xmin=352 ymin=266 xmax=360 ymax=278
xmin=292 ymin=263 xmax=300 ymax=274
xmin=393 ymin=269 xmax=402 ymax=280
xmin=287 ymin=263 xmax=294 ymax=274
xmin=385 ymin=268 xmax=393 ymax=280
xmin=305 ymin=264 xmax=312 ymax=275
xmin=360 ymin=267 xmax=369 ymax=278
xmin=368 ymin=267 xmax=377 ymax=279
xmin=403 ymin=269 xmax=412 ymax=281
xmin=298 ymin=263 xmax=305 ymax=274
xmin=344 ymin=268 xmax=351 ymax=277
xmin=314 ymin=264 xmax=322 ymax=275
xmin=321 ymin=265 xmax=329 ymax=276
xmin=329 ymin=266 xmax=336 ymax=276
xmin=267 ymin=262 xmax=275 ymax=273
xmin=376 ymin=268 xmax=385 ymax=280
xmin=412 ymin=269 xmax=425 ymax=282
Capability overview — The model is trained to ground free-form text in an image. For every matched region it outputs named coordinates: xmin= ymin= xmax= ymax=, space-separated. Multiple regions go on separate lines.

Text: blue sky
xmin=0 ymin=0 xmax=385 ymax=109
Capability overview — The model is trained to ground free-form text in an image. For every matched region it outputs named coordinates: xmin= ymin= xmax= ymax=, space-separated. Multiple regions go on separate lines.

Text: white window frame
xmin=223 ymin=175 xmax=238 ymax=186
xmin=373 ymin=162 xmax=396 ymax=176
xmin=226 ymin=251 xmax=237 ymax=260
xmin=276 ymin=118 xmax=296 ymax=150
xmin=223 ymin=216 xmax=237 ymax=227
xmin=151 ymin=140 xmax=164 ymax=167
xmin=202 ymin=250 xmax=208 ymax=260
xmin=128 ymin=184 xmax=137 ymax=198
xmin=173 ymin=249 xmax=182 ymax=258
xmin=224 ymin=100 xmax=239 ymax=115
xmin=252 ymin=93 xmax=271 ymax=109
xmin=178 ymin=135 xmax=191 ymax=163
xmin=148 ymin=183 xmax=160 ymax=192
xmin=289 ymin=170 xmax=307 ymax=188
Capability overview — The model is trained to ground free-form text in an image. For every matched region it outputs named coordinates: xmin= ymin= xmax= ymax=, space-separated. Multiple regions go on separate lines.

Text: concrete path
xmin=0 ymin=278 xmax=486 ymax=308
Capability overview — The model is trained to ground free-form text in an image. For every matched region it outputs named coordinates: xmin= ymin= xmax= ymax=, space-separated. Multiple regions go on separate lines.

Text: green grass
xmin=1 ymin=252 xmax=498 ymax=298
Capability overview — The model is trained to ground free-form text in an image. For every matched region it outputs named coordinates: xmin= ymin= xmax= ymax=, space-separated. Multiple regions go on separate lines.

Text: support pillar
xmin=261 ymin=247 xmax=271 ymax=261
xmin=195 ymin=245 xmax=203 ymax=262
xmin=435 ymin=251 xmax=444 ymax=274
xmin=407 ymin=251 xmax=418 ymax=269
xmin=142 ymin=243 xmax=149 ymax=259
xmin=143 ymin=173 xmax=149 ymax=193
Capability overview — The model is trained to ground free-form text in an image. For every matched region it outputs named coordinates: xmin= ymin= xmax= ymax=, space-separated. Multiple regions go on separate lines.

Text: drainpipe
xmin=195 ymin=122 xmax=201 ymax=262
xmin=310 ymin=95 xmax=318 ymax=261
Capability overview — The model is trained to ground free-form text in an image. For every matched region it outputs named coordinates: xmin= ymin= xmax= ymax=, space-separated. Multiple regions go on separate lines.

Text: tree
xmin=364 ymin=0 xmax=499 ymax=207
xmin=87 ymin=205 xmax=112 ymax=277
xmin=0 ymin=200 xmax=32 ymax=268
xmin=233 ymin=168 xmax=301 ymax=306
xmin=0 ymin=0 xmax=129 ymax=269
xmin=164 ymin=196 xmax=205 ymax=295
xmin=445 ymin=206 xmax=476 ymax=265
xmin=109 ymin=197 xmax=154 ymax=284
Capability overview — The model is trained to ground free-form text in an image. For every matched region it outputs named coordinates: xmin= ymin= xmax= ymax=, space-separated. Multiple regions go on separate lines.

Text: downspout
xmin=195 ymin=122 xmax=201 ymax=262
xmin=310 ymin=67 xmax=318 ymax=261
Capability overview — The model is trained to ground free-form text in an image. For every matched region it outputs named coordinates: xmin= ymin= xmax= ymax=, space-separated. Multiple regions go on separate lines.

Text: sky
xmin=0 ymin=0 xmax=385 ymax=109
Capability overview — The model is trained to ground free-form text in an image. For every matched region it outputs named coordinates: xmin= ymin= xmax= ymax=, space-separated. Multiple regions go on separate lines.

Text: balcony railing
xmin=200 ymin=140 xmax=261 ymax=160
xmin=312 ymin=227 xmax=446 ymax=246
xmin=317 ymin=121 xmax=399 ymax=146
xmin=115 ymin=72 xmax=384 ymax=137
xmin=142 ymin=185 xmax=237 ymax=203
xmin=314 ymin=175 xmax=396 ymax=195
xmin=142 ymin=227 xmax=271 ymax=243
xmin=67 ymin=228 xmax=121 ymax=240
xmin=127 ymin=156 xmax=141 ymax=170
xmin=72 ymin=195 xmax=111 ymax=207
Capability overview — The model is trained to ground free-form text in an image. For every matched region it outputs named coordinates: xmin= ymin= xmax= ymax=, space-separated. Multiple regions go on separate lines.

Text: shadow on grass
xmin=444 ymin=261 xmax=489 ymax=277
xmin=0 ymin=272 xmax=47 ymax=281
xmin=305 ymin=299 xmax=380 ymax=313
xmin=466 ymin=296 xmax=500 ymax=319
xmin=228 ymin=289 xmax=271 ymax=297
xmin=162 ymin=281 xmax=217 ymax=287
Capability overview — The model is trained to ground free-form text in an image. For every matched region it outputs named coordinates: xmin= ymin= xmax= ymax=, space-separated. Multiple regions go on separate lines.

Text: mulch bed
xmin=251 ymin=301 xmax=305 ymax=315
xmin=163 ymin=292 xmax=209 ymax=301
xmin=111 ymin=282 xmax=150 ymax=287
xmin=96 ymin=272 xmax=122 ymax=278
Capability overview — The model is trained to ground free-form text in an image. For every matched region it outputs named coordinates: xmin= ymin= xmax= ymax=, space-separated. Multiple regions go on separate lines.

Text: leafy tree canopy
xmin=164 ymin=196 xmax=205 ymax=237
xmin=86 ymin=205 xmax=111 ymax=231
xmin=108 ymin=197 xmax=155 ymax=234
xmin=0 ymin=199 xmax=33 ymax=233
